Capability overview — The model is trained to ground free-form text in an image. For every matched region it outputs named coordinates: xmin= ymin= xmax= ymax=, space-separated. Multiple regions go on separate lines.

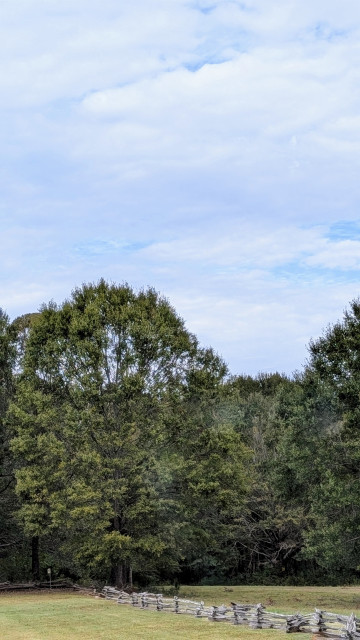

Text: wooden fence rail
xmin=101 ymin=587 xmax=360 ymax=638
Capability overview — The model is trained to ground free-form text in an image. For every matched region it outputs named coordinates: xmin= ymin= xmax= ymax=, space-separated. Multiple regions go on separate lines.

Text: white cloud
xmin=139 ymin=225 xmax=325 ymax=267
xmin=1 ymin=0 xmax=360 ymax=375
xmin=306 ymin=240 xmax=360 ymax=270
xmin=168 ymin=272 xmax=360 ymax=375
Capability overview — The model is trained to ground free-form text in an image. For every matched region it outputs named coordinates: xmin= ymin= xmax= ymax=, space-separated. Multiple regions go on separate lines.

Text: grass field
xmin=2 ymin=585 xmax=360 ymax=640
xmin=178 ymin=584 xmax=360 ymax=614
xmin=0 ymin=592 xmax=294 ymax=640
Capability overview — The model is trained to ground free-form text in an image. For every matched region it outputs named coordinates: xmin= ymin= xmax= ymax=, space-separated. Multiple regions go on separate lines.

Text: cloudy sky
xmin=1 ymin=0 xmax=360 ymax=375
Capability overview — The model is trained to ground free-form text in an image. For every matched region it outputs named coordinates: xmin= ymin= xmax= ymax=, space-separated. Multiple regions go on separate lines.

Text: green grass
xmin=4 ymin=585 xmax=360 ymax=640
xmin=0 ymin=591 xmax=309 ymax=640
xmin=3 ymin=586 xmax=360 ymax=640
xmin=179 ymin=584 xmax=360 ymax=615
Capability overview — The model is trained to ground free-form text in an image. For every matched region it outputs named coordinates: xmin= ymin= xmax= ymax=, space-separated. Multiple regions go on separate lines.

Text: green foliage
xmin=0 ymin=309 xmax=24 ymax=579
xmin=301 ymin=299 xmax=360 ymax=572
xmin=4 ymin=287 xmax=360 ymax=586
xmin=8 ymin=281 xmax=248 ymax=586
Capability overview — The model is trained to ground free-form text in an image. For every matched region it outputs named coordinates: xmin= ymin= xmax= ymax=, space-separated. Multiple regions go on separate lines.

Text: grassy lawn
xmin=0 ymin=591 xmax=311 ymax=640
xmin=3 ymin=585 xmax=360 ymax=640
xmin=179 ymin=584 xmax=360 ymax=615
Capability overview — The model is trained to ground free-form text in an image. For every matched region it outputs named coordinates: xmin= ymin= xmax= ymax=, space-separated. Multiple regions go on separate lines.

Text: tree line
xmin=1 ymin=280 xmax=360 ymax=587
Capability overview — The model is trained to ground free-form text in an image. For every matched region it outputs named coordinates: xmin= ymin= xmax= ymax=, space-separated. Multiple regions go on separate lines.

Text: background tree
xmin=0 ymin=309 xmax=25 ymax=580
xmin=169 ymin=364 xmax=251 ymax=584
xmin=301 ymin=299 xmax=360 ymax=576
xmin=9 ymin=281 xmax=245 ymax=586
xmin=8 ymin=286 xmax=360 ymax=587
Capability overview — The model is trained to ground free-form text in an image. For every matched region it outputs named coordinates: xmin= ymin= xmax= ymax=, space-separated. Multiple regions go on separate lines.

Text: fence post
xmin=232 ymin=604 xmax=239 ymax=625
xmin=211 ymin=606 xmax=218 ymax=622
xmin=131 ymin=592 xmax=138 ymax=607
xmin=232 ymin=604 xmax=249 ymax=625
xmin=174 ymin=596 xmax=179 ymax=614
xmin=313 ymin=609 xmax=326 ymax=635
xmin=156 ymin=594 xmax=163 ymax=611
xmin=286 ymin=613 xmax=304 ymax=633
xmin=345 ymin=612 xmax=357 ymax=639
xmin=250 ymin=603 xmax=265 ymax=629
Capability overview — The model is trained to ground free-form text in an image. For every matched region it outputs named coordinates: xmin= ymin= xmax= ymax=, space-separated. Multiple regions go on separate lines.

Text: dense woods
xmin=1 ymin=281 xmax=360 ymax=587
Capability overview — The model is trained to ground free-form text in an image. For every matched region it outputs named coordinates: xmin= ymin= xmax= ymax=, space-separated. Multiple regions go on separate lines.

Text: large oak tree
xmin=9 ymin=281 xmax=248 ymax=586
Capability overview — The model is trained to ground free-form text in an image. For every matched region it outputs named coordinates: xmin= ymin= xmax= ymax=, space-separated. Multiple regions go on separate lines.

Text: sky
xmin=1 ymin=0 xmax=360 ymax=376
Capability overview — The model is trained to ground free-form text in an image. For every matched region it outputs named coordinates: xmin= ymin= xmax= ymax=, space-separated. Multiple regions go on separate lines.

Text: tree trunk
xmin=114 ymin=563 xmax=124 ymax=589
xmin=31 ymin=536 xmax=40 ymax=581
xmin=112 ymin=507 xmax=125 ymax=589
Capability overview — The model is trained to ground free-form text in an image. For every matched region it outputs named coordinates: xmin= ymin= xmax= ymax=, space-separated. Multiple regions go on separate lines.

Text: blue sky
xmin=1 ymin=0 xmax=360 ymax=375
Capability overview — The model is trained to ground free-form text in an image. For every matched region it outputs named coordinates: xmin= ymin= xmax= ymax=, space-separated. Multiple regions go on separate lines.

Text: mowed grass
xmin=4 ymin=585 xmax=360 ymax=640
xmin=179 ymin=584 xmax=360 ymax=615
xmin=0 ymin=591 xmax=311 ymax=640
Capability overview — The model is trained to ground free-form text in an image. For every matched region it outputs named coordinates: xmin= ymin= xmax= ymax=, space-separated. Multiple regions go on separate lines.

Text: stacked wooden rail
xmin=0 ymin=579 xmax=73 ymax=591
xmin=101 ymin=586 xmax=360 ymax=637
xmin=102 ymin=587 xmax=213 ymax=617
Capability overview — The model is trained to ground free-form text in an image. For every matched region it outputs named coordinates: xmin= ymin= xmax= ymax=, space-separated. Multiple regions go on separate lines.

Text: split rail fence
xmin=101 ymin=586 xmax=360 ymax=638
